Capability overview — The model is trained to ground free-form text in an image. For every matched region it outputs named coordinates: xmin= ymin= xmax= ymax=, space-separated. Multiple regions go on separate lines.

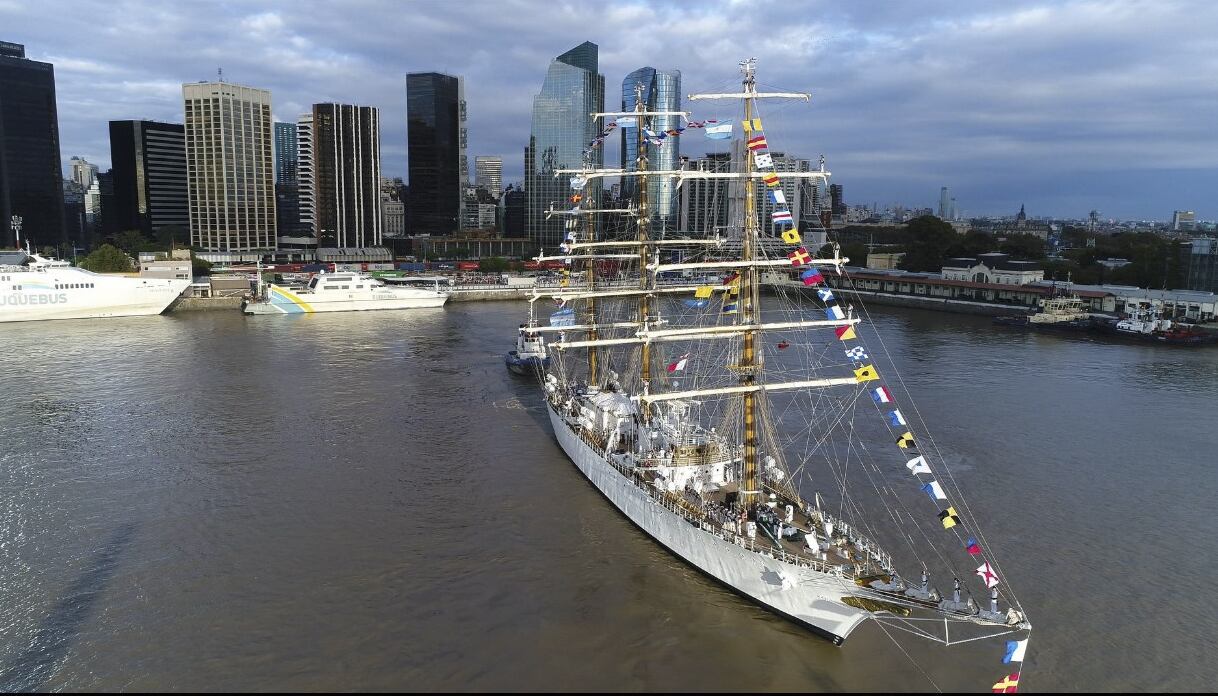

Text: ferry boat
xmin=0 ymin=249 xmax=188 ymax=323
xmin=243 ymin=270 xmax=448 ymax=314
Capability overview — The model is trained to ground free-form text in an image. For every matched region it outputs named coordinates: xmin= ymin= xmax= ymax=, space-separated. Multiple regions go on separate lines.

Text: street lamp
xmin=10 ymin=214 xmax=22 ymax=251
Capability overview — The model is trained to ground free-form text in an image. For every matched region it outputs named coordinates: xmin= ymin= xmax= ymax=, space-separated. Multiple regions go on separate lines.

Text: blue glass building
xmin=526 ymin=42 xmax=605 ymax=248
xmin=620 ymin=67 xmax=681 ymax=233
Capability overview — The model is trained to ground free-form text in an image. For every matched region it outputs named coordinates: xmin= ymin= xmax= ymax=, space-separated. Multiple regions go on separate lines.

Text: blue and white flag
xmin=825 ymin=305 xmax=845 ymax=320
xmin=922 ymin=480 xmax=947 ymax=501
xmin=817 ymin=287 xmax=835 ymax=302
xmin=753 ymin=152 xmax=774 ymax=169
xmin=844 ymin=346 xmax=868 ymax=361
xmin=889 ymin=409 xmax=906 ymax=427
xmin=549 ymin=307 xmax=576 ymax=327
xmin=570 ymin=176 xmax=587 ymax=190
xmin=771 ymin=210 xmax=793 ymax=224
xmin=1003 ymin=639 xmax=1028 ymax=664
xmin=769 ymin=189 xmax=787 ymax=206
xmin=705 ymin=122 xmax=733 ymax=140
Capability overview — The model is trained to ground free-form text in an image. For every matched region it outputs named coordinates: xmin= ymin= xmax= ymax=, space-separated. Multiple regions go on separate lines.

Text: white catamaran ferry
xmin=243 ymin=270 xmax=448 ymax=314
xmin=0 ymin=249 xmax=188 ymax=323
xmin=521 ymin=59 xmax=1032 ymax=691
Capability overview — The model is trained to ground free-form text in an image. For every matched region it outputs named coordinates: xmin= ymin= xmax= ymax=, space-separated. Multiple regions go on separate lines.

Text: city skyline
xmin=2 ymin=0 xmax=1216 ymax=221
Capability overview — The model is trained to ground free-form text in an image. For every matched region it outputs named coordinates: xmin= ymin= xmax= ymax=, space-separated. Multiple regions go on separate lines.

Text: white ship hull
xmin=548 ymin=405 xmax=870 ymax=644
xmin=243 ymin=280 xmax=447 ymax=315
xmin=244 ymin=294 xmax=447 ymax=314
xmin=0 ymin=271 xmax=188 ymax=323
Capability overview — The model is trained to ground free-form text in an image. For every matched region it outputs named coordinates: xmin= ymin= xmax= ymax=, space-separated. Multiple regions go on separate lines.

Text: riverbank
xmin=768 ymin=280 xmax=1033 ymax=317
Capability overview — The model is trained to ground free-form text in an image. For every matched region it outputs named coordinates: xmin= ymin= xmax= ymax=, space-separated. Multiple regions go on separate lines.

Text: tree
xmin=898 ymin=215 xmax=958 ymax=272
xmin=191 ymin=252 xmax=212 ymax=276
xmin=113 ymin=229 xmax=150 ymax=256
xmin=478 ymin=256 xmax=509 ymax=273
xmin=79 ymin=244 xmax=133 ymax=273
xmin=998 ymin=233 xmax=1047 ymax=260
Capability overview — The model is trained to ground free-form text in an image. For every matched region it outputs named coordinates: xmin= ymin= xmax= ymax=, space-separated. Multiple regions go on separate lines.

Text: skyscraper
xmin=274 ymin=121 xmax=299 ymax=236
xmin=69 ymin=156 xmax=98 ymax=189
xmin=621 ymin=67 xmax=681 ymax=231
xmin=108 ymin=120 xmax=188 ymax=235
xmin=526 ymin=41 xmax=605 ymax=248
xmin=183 ymin=81 xmax=275 ymax=252
xmin=407 ymin=72 xmax=464 ymax=235
xmin=0 ymin=41 xmax=66 ymax=248
xmin=938 ymin=186 xmax=950 ymax=219
xmin=296 ymin=113 xmax=315 ymax=236
xmin=309 ymin=103 xmax=382 ymax=248
xmin=273 ymin=121 xmax=297 ymax=184
xmin=475 ymin=156 xmax=502 ymax=198
xmin=830 ymin=184 xmax=845 ymax=216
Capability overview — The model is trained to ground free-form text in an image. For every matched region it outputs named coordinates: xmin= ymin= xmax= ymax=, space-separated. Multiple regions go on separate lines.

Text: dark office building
xmin=0 ymin=41 xmax=65 ymax=248
xmin=108 ymin=120 xmax=188 ymax=236
xmin=830 ymin=183 xmax=845 ymax=216
xmin=312 ymin=103 xmax=382 ymax=248
xmin=274 ymin=121 xmax=299 ymax=235
xmin=407 ymin=72 xmax=463 ymax=236
xmin=95 ymin=169 xmax=115 ymax=238
xmin=502 ymin=185 xmax=526 ymax=238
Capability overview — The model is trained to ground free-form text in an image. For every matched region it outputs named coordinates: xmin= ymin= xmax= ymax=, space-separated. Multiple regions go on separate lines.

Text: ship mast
xmin=584 ymin=141 xmax=599 ymax=384
xmin=633 ymin=84 xmax=653 ymax=421
xmin=739 ymin=60 xmax=761 ymax=506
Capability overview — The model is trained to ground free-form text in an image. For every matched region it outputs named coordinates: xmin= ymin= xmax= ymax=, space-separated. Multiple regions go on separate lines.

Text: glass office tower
xmin=525 ymin=41 xmax=604 ymax=248
xmin=620 ymin=67 xmax=680 ymax=233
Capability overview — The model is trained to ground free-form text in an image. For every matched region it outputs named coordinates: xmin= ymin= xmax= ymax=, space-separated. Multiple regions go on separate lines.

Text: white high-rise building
xmin=296 ymin=113 xmax=315 ymax=236
xmin=475 ymin=156 xmax=502 ymax=198
xmin=69 ymin=156 xmax=98 ymax=189
xmin=183 ymin=81 xmax=276 ymax=252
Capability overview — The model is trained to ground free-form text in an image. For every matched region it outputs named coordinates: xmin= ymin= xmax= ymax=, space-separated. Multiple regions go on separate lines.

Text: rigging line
xmin=833 ymin=269 xmax=1026 ymax=614
xmin=777 ymin=270 xmax=989 ymax=598
xmin=819 ymin=355 xmax=972 ymax=594
xmin=868 ymin=610 xmax=945 ymax=693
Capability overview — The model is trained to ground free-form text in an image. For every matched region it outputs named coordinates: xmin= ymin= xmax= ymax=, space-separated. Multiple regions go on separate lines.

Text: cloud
xmin=2 ymin=0 xmax=1215 ymax=219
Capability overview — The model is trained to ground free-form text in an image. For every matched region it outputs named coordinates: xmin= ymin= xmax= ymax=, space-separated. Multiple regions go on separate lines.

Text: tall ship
xmin=521 ymin=60 xmax=1032 ymax=690
xmin=243 ymin=271 xmax=448 ymax=314
xmin=0 ymin=248 xmax=188 ymax=323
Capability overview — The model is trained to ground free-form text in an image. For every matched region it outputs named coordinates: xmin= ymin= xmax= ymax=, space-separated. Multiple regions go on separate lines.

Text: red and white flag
xmin=667 ymin=353 xmax=691 ymax=373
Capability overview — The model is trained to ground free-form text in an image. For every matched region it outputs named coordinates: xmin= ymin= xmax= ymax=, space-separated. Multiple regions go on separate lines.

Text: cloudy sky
xmin=4 ymin=0 xmax=1215 ymax=220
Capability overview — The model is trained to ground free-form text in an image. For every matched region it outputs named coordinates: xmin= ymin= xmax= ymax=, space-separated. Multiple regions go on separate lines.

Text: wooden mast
xmin=585 ymin=120 xmax=599 ymax=385
xmin=740 ymin=60 xmax=760 ymax=507
xmin=634 ymin=84 xmax=652 ymax=422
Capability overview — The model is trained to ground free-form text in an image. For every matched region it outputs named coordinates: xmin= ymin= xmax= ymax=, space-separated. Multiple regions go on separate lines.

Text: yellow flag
xmin=781 ymin=228 xmax=802 ymax=245
xmin=853 ymin=364 xmax=879 ymax=383
xmin=742 ymin=118 xmax=763 ymax=132
xmin=694 ymin=286 xmax=713 ymax=299
xmin=939 ymin=507 xmax=960 ymax=529
xmin=896 ymin=431 xmax=915 ymax=449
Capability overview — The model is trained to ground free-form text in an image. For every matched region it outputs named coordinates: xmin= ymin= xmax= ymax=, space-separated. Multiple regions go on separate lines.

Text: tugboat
xmin=994 ymin=294 xmax=1095 ymax=334
xmin=505 ymin=324 xmax=550 ymax=375
xmin=1092 ymin=304 xmax=1213 ymax=346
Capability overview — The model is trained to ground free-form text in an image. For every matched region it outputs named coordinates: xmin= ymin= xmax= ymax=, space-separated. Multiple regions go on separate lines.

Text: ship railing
xmin=565 ymin=421 xmax=850 ymax=578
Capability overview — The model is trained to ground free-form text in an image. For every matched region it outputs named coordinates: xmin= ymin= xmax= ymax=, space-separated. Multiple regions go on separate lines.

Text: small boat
xmin=505 ymin=324 xmax=550 ymax=375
